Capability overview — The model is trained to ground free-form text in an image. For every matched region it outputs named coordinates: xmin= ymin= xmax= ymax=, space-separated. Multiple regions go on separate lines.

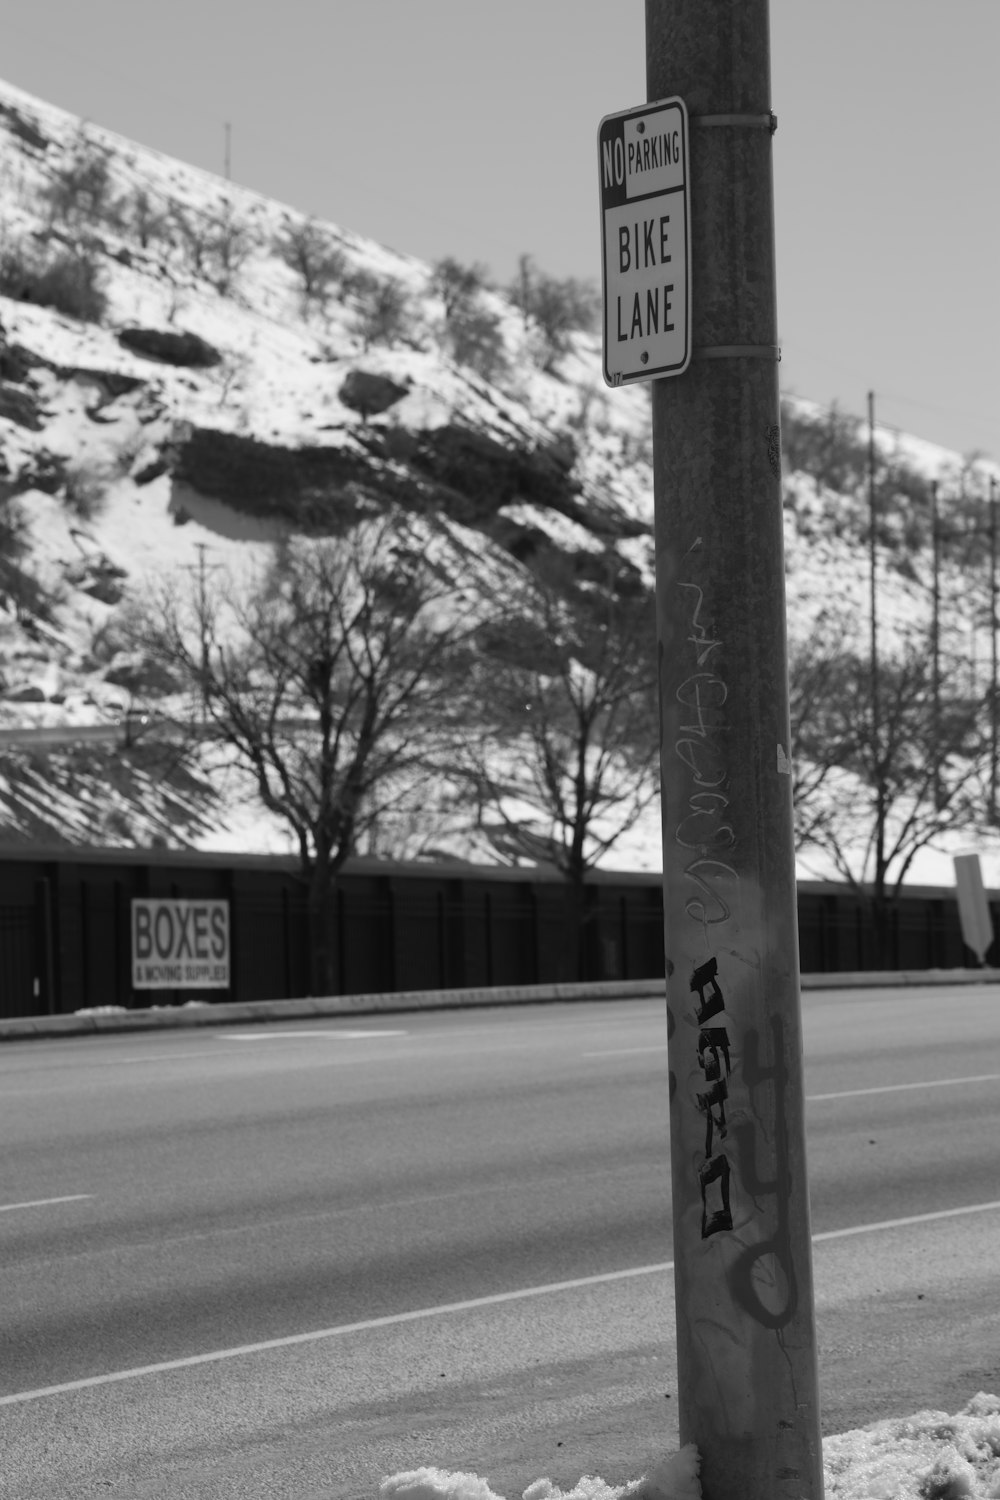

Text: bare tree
xmin=467 ymin=557 xmax=659 ymax=978
xmin=171 ymin=200 xmax=256 ymax=294
xmin=790 ymin=613 xmax=986 ymax=965
xmin=432 ymin=256 xmax=507 ymax=381
xmin=41 ymin=127 xmax=121 ymax=229
xmin=348 ymin=271 xmax=413 ymax=350
xmin=275 ymin=219 xmax=347 ymax=316
xmin=507 ymin=253 xmax=600 ymax=371
xmin=124 ymin=186 xmax=169 ymax=250
xmin=432 ymin=256 xmax=490 ymax=321
xmin=135 ymin=512 xmax=479 ymax=992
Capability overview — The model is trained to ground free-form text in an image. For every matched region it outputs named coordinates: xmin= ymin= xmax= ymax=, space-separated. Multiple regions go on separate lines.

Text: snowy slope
xmin=0 ymin=77 xmax=997 ymax=881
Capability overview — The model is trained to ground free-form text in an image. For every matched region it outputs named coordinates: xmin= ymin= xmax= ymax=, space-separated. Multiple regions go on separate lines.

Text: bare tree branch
xmin=132 ymin=510 xmax=482 ymax=991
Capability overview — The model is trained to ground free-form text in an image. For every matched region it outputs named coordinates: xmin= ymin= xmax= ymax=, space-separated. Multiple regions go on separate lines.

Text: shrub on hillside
xmin=123 ymin=187 xmax=170 ymax=250
xmin=432 ymin=256 xmax=491 ymax=321
xmin=780 ymin=401 xmax=868 ymax=495
xmin=0 ymin=240 xmax=107 ymax=322
xmin=0 ymin=496 xmax=58 ymax=624
xmin=62 ymin=459 xmax=110 ymax=521
xmin=445 ymin=303 xmax=508 ymax=383
xmin=348 ymin=271 xmax=413 ymax=350
xmin=171 ymin=201 xmax=256 ymax=294
xmin=0 ymin=101 xmax=49 ymax=153
xmin=507 ymin=254 xmax=599 ymax=371
xmin=275 ymin=220 xmax=347 ymax=316
xmin=41 ymin=128 xmax=121 ymax=229
xmin=431 ymin=256 xmax=507 ymax=382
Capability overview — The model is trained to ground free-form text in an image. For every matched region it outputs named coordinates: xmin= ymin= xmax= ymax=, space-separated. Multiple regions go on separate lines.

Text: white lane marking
xmin=580 ymin=1053 xmax=1000 ymax=1103
xmin=0 ymin=1259 xmax=673 ymax=1408
xmin=6 ymin=1195 xmax=1000 ymax=1408
xmin=217 ymin=1030 xmax=408 ymax=1041
xmin=808 ymin=1072 xmax=1000 ymax=1102
xmin=0 ymin=1195 xmax=93 ymax=1215
xmin=813 ymin=1198 xmax=1000 ymax=1242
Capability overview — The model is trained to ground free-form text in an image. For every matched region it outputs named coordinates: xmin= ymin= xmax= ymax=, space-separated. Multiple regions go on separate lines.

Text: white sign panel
xmin=953 ymin=854 xmax=994 ymax=966
xmin=132 ymin=898 xmax=230 ymax=989
xmin=598 ymin=97 xmax=691 ymax=386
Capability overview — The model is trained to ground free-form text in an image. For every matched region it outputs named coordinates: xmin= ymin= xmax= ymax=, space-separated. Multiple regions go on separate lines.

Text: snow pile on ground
xmin=378 ymin=1397 xmax=1000 ymax=1500
xmin=381 ymin=1444 xmax=700 ymax=1500
xmin=825 ymin=1394 xmax=1000 ymax=1500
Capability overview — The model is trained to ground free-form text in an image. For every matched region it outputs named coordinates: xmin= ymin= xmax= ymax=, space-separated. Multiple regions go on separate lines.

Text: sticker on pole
xmin=598 ymin=97 xmax=690 ymax=386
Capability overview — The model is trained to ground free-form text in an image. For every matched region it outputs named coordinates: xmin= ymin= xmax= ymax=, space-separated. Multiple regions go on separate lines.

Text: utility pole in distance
xmin=645 ymin=6 xmax=824 ymax=1500
xmin=990 ymin=474 xmax=998 ymax=824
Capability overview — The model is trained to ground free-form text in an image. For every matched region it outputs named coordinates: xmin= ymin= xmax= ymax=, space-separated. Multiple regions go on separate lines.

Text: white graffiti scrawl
xmin=673 ymin=565 xmax=740 ymax=1241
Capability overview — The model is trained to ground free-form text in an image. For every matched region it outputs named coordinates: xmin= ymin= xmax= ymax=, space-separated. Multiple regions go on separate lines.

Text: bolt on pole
xmin=645 ymin=4 xmax=824 ymax=1500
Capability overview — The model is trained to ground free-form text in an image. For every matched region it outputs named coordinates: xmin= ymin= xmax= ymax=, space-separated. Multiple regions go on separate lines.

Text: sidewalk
xmin=2 ymin=967 xmax=998 ymax=1042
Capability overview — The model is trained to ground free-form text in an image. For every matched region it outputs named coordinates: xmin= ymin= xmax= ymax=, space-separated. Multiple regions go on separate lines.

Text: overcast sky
xmin=4 ymin=1 xmax=997 ymax=466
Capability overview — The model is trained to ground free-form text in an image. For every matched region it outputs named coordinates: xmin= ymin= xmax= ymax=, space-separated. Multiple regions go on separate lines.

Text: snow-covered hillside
xmin=0 ymin=77 xmax=997 ymax=883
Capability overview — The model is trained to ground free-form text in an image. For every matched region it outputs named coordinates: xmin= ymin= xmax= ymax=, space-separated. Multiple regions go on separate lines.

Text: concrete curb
xmin=2 ymin=968 xmax=999 ymax=1042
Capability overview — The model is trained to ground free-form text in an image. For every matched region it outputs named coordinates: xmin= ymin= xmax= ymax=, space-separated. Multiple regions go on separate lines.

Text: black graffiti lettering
xmin=698 ymin=1026 xmax=731 ymax=1080
xmin=696 ymin=1076 xmax=728 ymax=1155
xmin=729 ymin=1233 xmax=798 ymax=1329
xmin=690 ymin=956 xmax=724 ymax=1023
xmin=700 ymin=1153 xmax=733 ymax=1238
xmin=724 ymin=1017 xmax=798 ymax=1325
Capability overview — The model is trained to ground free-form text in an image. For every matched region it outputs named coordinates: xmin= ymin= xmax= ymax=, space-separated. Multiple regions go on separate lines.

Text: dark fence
xmin=0 ymin=845 xmax=989 ymax=1020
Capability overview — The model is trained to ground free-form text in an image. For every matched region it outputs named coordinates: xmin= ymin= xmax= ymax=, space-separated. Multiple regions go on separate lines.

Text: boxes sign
xmin=131 ymin=898 xmax=230 ymax=989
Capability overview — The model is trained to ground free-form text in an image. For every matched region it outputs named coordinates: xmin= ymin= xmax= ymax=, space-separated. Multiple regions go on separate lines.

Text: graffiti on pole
xmin=667 ymin=554 xmax=800 ymax=1325
xmin=671 ymin=567 xmax=741 ymax=1240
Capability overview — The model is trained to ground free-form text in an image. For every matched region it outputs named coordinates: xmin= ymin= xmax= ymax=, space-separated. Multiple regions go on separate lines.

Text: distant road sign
xmin=598 ymin=97 xmax=690 ymax=386
xmin=953 ymin=853 xmax=995 ymax=965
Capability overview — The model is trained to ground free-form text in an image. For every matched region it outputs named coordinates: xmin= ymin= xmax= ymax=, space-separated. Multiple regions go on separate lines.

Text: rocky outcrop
xmin=338 ymin=369 xmax=409 ymax=419
xmin=103 ymin=654 xmax=180 ymax=696
xmin=171 ymin=427 xmax=381 ymax=530
xmin=0 ymin=383 xmax=44 ymax=431
xmin=117 ymin=328 xmax=222 ymax=368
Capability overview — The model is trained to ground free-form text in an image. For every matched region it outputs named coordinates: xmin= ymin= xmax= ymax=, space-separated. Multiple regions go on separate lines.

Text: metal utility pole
xmin=645 ymin=5 xmax=823 ymax=1500
xmin=867 ymin=390 xmax=882 ymax=796
xmin=991 ymin=475 xmax=998 ymax=823
xmin=931 ymin=482 xmax=942 ymax=810
xmin=867 ymin=391 xmax=887 ymax=900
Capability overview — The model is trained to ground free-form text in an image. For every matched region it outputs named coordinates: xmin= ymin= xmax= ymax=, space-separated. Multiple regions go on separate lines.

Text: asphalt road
xmin=2 ymin=986 xmax=1000 ymax=1499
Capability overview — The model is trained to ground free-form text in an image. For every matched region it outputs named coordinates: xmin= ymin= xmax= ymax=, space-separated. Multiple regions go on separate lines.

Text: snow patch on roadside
xmin=378 ymin=1399 xmax=1000 ymax=1500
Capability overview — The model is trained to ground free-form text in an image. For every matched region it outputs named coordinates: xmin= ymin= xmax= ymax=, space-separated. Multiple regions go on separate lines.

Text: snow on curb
xmin=377 ymin=1396 xmax=1000 ymax=1500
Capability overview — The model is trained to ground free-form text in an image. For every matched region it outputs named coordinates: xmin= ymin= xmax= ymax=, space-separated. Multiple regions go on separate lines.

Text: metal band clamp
xmin=692 ymin=112 xmax=777 ymax=134
xmin=693 ymin=345 xmax=781 ymax=362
